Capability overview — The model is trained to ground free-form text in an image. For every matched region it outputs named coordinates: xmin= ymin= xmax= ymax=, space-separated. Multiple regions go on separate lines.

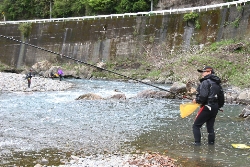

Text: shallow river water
xmin=0 ymin=79 xmax=249 ymax=166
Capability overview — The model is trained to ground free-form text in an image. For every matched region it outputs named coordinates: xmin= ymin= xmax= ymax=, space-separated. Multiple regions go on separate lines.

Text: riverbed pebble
xmin=39 ymin=153 xmax=178 ymax=167
xmin=0 ymin=72 xmax=74 ymax=92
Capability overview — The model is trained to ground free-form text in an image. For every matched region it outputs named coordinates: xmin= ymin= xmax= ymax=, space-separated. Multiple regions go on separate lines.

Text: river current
xmin=0 ymin=79 xmax=249 ymax=166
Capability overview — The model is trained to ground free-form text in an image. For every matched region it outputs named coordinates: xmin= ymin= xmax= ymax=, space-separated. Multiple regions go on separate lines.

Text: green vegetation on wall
xmin=223 ymin=5 xmax=244 ymax=28
xmin=183 ymin=12 xmax=199 ymax=22
xmin=183 ymin=12 xmax=200 ymax=29
xmin=18 ymin=23 xmax=32 ymax=39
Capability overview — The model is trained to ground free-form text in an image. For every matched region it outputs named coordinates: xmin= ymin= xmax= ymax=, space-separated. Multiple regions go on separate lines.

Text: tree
xmin=115 ymin=0 xmax=151 ymax=14
xmin=0 ymin=0 xmax=158 ymax=20
xmin=85 ymin=0 xmax=117 ymax=15
xmin=52 ymin=0 xmax=72 ymax=18
xmin=115 ymin=0 xmax=133 ymax=13
xmin=132 ymin=0 xmax=150 ymax=12
xmin=1 ymin=0 xmax=52 ymax=20
xmin=33 ymin=0 xmax=52 ymax=19
xmin=70 ymin=0 xmax=86 ymax=16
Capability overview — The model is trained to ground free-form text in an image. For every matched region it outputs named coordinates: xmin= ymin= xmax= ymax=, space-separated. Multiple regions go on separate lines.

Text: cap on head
xmin=197 ymin=66 xmax=214 ymax=74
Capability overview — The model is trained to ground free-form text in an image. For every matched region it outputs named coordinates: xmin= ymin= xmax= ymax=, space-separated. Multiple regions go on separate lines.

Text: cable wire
xmin=0 ymin=35 xmax=183 ymax=97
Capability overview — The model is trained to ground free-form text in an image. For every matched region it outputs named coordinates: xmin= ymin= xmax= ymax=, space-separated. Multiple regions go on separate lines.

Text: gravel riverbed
xmin=47 ymin=153 xmax=178 ymax=167
xmin=0 ymin=72 xmax=74 ymax=92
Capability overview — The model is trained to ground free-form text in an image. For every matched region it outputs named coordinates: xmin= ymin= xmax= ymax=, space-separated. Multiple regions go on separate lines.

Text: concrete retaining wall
xmin=0 ymin=4 xmax=250 ymax=68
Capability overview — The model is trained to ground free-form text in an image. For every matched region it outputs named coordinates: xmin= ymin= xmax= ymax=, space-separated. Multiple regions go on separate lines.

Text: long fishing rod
xmin=0 ymin=35 xmax=181 ymax=97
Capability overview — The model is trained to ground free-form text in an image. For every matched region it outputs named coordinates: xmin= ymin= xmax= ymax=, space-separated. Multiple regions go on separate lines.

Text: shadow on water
xmin=0 ymin=79 xmax=249 ymax=166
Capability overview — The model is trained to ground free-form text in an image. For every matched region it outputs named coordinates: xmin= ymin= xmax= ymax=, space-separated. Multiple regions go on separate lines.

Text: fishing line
xmin=0 ymin=35 xmax=181 ymax=97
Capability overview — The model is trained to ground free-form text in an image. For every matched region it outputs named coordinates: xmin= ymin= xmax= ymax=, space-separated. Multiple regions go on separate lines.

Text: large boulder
xmin=45 ymin=66 xmax=60 ymax=78
xmin=31 ymin=60 xmax=52 ymax=75
xmin=185 ymin=81 xmax=197 ymax=97
xmin=136 ymin=89 xmax=175 ymax=99
xmin=75 ymin=93 xmax=103 ymax=100
xmin=236 ymin=89 xmax=250 ymax=104
xmin=136 ymin=82 xmax=196 ymax=99
xmin=108 ymin=94 xmax=126 ymax=100
xmin=225 ymin=90 xmax=239 ymax=104
xmin=222 ymin=43 xmax=244 ymax=53
xmin=239 ymin=105 xmax=250 ymax=119
xmin=170 ymin=82 xmax=186 ymax=94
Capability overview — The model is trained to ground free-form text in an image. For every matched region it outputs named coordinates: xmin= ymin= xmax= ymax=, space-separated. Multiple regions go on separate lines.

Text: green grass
xmin=208 ymin=39 xmax=235 ymax=51
xmin=229 ymin=71 xmax=250 ymax=88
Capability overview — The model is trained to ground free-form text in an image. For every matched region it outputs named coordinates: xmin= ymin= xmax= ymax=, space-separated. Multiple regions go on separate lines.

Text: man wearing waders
xmin=192 ymin=66 xmax=224 ymax=146
xmin=26 ymin=69 xmax=32 ymax=88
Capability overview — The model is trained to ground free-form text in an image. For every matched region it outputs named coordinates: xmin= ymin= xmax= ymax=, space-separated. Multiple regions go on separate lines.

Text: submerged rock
xmin=239 ymin=105 xmax=250 ymax=119
xmin=237 ymin=89 xmax=250 ymax=105
xmin=75 ymin=93 xmax=103 ymax=100
xmin=170 ymin=82 xmax=186 ymax=94
xmin=136 ymin=89 xmax=175 ymax=99
xmin=108 ymin=93 xmax=126 ymax=100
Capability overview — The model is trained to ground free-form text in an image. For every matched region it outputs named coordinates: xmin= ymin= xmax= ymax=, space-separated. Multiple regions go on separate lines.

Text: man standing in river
xmin=26 ymin=69 xmax=32 ymax=88
xmin=192 ymin=66 xmax=225 ymax=146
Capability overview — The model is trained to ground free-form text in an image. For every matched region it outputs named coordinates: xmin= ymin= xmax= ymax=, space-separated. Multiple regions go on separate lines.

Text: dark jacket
xmin=26 ymin=72 xmax=32 ymax=79
xmin=195 ymin=74 xmax=224 ymax=108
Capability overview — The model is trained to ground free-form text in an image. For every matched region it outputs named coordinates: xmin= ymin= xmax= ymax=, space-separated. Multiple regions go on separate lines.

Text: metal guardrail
xmin=0 ymin=0 xmax=249 ymax=25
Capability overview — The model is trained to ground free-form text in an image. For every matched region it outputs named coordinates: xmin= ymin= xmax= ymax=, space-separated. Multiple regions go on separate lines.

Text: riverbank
xmin=2 ymin=69 xmax=250 ymax=107
xmin=0 ymin=72 xmax=74 ymax=92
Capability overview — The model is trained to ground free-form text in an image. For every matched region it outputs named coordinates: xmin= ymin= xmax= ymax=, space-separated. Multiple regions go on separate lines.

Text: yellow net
xmin=231 ymin=144 xmax=250 ymax=149
xmin=180 ymin=103 xmax=200 ymax=118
